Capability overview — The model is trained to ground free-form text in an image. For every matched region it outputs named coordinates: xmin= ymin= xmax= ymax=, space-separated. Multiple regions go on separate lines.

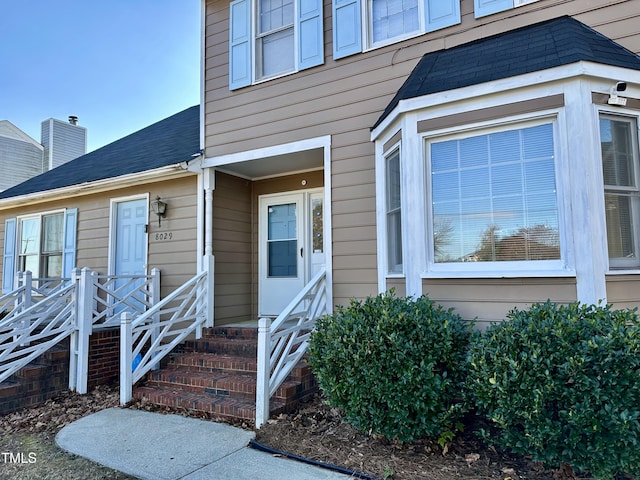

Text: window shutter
xmin=62 ymin=208 xmax=77 ymax=279
xmin=298 ymin=0 xmax=324 ymax=70
xmin=2 ymin=218 xmax=16 ymax=293
xmin=229 ymin=0 xmax=252 ymax=90
xmin=332 ymin=0 xmax=362 ymax=60
xmin=425 ymin=0 xmax=460 ymax=33
xmin=474 ymin=0 xmax=512 ymax=18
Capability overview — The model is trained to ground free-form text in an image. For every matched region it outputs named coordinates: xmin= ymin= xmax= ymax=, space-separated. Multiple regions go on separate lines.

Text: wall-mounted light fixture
xmin=151 ymin=196 xmax=167 ymax=226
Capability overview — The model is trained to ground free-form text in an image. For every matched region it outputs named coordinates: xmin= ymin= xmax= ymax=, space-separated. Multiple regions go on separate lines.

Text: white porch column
xmin=202 ymin=168 xmax=215 ymax=328
xmin=565 ymin=80 xmax=608 ymax=304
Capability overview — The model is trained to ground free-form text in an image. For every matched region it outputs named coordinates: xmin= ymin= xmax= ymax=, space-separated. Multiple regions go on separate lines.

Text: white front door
xmin=112 ymin=198 xmax=148 ymax=312
xmin=258 ymin=191 xmax=324 ymax=316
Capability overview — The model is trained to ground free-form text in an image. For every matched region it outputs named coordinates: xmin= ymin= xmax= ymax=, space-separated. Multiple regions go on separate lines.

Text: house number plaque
xmin=154 ymin=232 xmax=173 ymax=241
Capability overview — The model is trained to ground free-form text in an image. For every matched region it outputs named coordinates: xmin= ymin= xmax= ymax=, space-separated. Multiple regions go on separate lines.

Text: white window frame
xmin=422 ymin=114 xmax=572 ymax=278
xmin=597 ymin=110 xmax=640 ymax=270
xmin=385 ymin=146 xmax=403 ymax=274
xmin=367 ymin=0 xmax=423 ymax=49
xmin=229 ymin=0 xmax=324 ymax=89
xmin=475 ymin=0 xmax=542 ymax=19
xmin=16 ymin=209 xmax=66 ymax=279
xmin=255 ymin=0 xmax=296 ymax=81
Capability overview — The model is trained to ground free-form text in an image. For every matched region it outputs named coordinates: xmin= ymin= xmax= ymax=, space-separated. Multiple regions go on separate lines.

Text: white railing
xmin=255 ymin=268 xmax=327 ymax=428
xmin=0 ymin=271 xmax=70 ymax=323
xmin=0 ymin=267 xmax=162 ymax=395
xmin=85 ymin=268 xmax=160 ymax=329
xmin=0 ymin=282 xmax=76 ymax=383
xmin=119 ymin=271 xmax=208 ymax=404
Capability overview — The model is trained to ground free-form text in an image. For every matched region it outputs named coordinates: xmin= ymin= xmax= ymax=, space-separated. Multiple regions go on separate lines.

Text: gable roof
xmin=0 ymin=105 xmax=200 ymax=200
xmin=0 ymin=120 xmax=43 ymax=149
xmin=373 ymin=16 xmax=640 ymax=129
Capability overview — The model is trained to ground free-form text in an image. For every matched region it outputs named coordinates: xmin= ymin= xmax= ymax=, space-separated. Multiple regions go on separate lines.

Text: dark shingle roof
xmin=0 ymin=105 xmax=200 ymax=200
xmin=373 ymin=16 xmax=640 ymax=129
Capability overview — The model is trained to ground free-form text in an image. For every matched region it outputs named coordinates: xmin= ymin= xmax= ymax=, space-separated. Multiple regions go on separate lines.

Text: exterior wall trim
xmin=0 ymin=164 xmax=191 ymax=211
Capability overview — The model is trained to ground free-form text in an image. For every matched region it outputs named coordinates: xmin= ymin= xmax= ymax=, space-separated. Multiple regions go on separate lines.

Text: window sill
xmin=421 ymin=268 xmax=576 ymax=279
xmin=385 ymin=273 xmax=405 ymax=279
xmin=606 ymin=269 xmax=640 ymax=276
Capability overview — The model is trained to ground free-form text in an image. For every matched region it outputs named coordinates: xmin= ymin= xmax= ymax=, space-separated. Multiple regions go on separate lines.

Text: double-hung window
xmin=386 ymin=149 xmax=403 ymax=273
xmin=229 ymin=0 xmax=324 ymax=89
xmin=18 ymin=213 xmax=64 ymax=278
xmin=333 ymin=0 xmax=460 ymax=59
xmin=3 ymin=209 xmax=77 ymax=292
xmin=474 ymin=0 xmax=542 ymax=19
xmin=600 ymin=114 xmax=640 ymax=269
xmin=426 ymin=120 xmax=560 ymax=267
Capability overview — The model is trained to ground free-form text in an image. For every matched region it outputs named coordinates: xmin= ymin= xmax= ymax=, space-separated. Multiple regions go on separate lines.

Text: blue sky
xmin=0 ymin=1 xmax=200 ymax=153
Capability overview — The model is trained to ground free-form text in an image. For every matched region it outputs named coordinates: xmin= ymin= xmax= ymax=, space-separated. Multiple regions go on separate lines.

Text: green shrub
xmin=308 ymin=291 xmax=473 ymax=443
xmin=467 ymin=301 xmax=640 ymax=479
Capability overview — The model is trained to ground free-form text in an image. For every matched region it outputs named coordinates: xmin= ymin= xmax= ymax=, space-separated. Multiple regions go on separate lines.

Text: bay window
xmin=600 ymin=114 xmax=640 ymax=269
xmin=386 ymin=149 xmax=402 ymax=273
xmin=427 ymin=120 xmax=560 ymax=266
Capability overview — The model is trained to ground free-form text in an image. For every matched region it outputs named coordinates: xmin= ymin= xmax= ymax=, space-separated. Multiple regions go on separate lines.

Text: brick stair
xmin=0 ymin=340 xmax=70 ymax=414
xmin=132 ymin=326 xmax=317 ymax=424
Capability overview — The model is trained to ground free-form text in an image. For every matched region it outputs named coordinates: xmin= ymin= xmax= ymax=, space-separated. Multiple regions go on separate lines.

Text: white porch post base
xmin=255 ymin=317 xmax=271 ymax=429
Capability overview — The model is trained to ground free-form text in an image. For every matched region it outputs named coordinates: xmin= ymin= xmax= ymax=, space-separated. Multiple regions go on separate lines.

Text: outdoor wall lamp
xmin=151 ymin=196 xmax=168 ymax=226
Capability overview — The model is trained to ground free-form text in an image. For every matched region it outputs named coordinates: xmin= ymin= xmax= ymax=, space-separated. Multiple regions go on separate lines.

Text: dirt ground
xmin=0 ymin=386 xmax=134 ymax=480
xmin=0 ymin=386 xmax=597 ymax=480
xmin=255 ymin=396 xmax=584 ymax=480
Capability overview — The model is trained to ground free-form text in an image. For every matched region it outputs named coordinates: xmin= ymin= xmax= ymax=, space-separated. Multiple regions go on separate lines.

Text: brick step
xmin=183 ymin=337 xmax=258 ymax=356
xmin=145 ymin=368 xmax=302 ymax=402
xmin=133 ymin=385 xmax=285 ymax=422
xmin=203 ymin=326 xmax=259 ymax=340
xmin=166 ymin=352 xmax=257 ymax=374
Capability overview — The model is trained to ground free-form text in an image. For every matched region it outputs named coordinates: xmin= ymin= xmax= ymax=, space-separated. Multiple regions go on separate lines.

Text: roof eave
xmin=0 ymin=163 xmax=194 ymax=211
xmin=371 ymin=61 xmax=640 ymax=141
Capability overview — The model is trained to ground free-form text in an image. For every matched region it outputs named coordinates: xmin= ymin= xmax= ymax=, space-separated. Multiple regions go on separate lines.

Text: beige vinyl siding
xmin=204 ymin=0 xmax=640 ymax=308
xmin=212 ymin=172 xmax=252 ymax=324
xmin=0 ymin=175 xmax=198 ymax=300
xmin=606 ymin=276 xmax=640 ymax=311
xmin=422 ymin=278 xmax=578 ymax=327
xmin=386 ymin=278 xmax=406 ymax=298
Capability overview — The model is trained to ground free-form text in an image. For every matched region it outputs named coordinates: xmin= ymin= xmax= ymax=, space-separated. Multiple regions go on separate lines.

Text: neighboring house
xmin=0 ymin=121 xmax=44 ymax=192
xmin=0 ymin=117 xmax=87 ymax=192
xmin=41 ymin=117 xmax=87 ymax=170
xmin=202 ymin=0 xmax=640 ymax=326
xmin=0 ymin=106 xmax=201 ymax=299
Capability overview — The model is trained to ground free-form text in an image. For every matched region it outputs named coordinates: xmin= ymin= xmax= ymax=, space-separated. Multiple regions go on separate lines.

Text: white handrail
xmin=256 ymin=268 xmax=327 ymax=428
xmin=0 ymin=283 xmax=76 ymax=383
xmin=119 ymin=271 xmax=208 ymax=404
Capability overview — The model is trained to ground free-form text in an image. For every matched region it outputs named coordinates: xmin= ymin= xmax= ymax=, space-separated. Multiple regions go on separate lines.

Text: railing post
xmin=120 ymin=311 xmax=133 ymax=404
xmin=23 ymin=271 xmax=32 ymax=311
xmin=150 ymin=268 xmax=160 ymax=370
xmin=74 ymin=267 xmax=93 ymax=394
xmin=15 ymin=271 xmax=32 ymax=347
xmin=68 ymin=268 xmax=81 ymax=391
xmin=256 ymin=317 xmax=271 ymax=429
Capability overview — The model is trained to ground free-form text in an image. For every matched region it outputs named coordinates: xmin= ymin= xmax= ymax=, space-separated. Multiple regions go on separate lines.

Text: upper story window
xmin=600 ymin=113 xmax=640 ymax=269
xmin=333 ymin=0 xmax=460 ymax=59
xmin=474 ymin=0 xmax=542 ymax=19
xmin=426 ymin=120 xmax=560 ymax=267
xmin=229 ymin=0 xmax=324 ymax=89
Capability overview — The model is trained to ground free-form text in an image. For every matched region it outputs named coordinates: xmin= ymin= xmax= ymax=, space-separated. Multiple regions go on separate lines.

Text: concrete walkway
xmin=56 ymin=408 xmax=353 ymax=480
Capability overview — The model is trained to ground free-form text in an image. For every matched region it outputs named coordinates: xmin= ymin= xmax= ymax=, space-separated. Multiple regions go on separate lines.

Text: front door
xmin=112 ymin=198 xmax=148 ymax=312
xmin=259 ymin=191 xmax=323 ymax=316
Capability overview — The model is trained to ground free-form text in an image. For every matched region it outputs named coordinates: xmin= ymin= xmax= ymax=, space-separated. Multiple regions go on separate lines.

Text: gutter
xmin=0 ymin=163 xmax=194 ymax=211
